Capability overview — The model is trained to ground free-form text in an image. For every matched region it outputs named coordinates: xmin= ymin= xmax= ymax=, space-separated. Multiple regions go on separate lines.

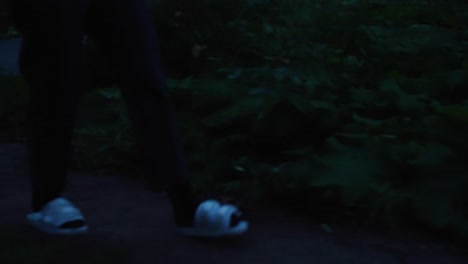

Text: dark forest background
xmin=1 ymin=0 xmax=467 ymax=245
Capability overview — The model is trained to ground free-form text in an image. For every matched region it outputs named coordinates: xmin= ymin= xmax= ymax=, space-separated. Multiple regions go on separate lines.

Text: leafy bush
xmin=147 ymin=0 xmax=468 ymax=241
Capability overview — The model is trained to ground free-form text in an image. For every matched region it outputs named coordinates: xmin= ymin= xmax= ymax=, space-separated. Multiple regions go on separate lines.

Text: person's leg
xmin=85 ymin=0 xmax=198 ymax=224
xmin=7 ymin=0 xmax=88 ymax=211
xmin=84 ymin=0 xmax=248 ymax=236
xmin=85 ymin=0 xmax=191 ymax=189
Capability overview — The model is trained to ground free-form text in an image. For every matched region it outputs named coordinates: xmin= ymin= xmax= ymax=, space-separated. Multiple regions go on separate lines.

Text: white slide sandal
xmin=26 ymin=198 xmax=88 ymax=235
xmin=177 ymin=200 xmax=249 ymax=238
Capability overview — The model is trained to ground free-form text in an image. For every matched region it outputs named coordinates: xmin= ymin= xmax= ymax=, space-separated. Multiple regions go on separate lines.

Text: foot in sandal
xmin=26 ymin=197 xmax=248 ymax=238
xmin=175 ymin=199 xmax=249 ymax=238
xmin=26 ymin=197 xmax=88 ymax=235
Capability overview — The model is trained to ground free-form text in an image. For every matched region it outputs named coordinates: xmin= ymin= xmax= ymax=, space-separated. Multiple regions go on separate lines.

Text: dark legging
xmin=7 ymin=0 xmax=191 ymax=211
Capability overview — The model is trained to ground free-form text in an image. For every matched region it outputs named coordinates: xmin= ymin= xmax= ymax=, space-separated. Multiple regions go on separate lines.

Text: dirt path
xmin=0 ymin=142 xmax=466 ymax=264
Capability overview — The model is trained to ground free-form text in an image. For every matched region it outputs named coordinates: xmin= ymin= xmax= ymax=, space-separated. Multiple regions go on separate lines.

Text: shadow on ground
xmin=0 ymin=227 xmax=131 ymax=264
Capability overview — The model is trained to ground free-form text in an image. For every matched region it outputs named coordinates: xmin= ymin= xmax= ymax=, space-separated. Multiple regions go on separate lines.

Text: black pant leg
xmin=7 ymin=0 xmax=88 ymax=211
xmin=86 ymin=0 xmax=191 ymax=190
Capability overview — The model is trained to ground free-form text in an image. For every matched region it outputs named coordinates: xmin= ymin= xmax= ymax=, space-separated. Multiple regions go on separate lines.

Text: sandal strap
xmin=39 ymin=198 xmax=85 ymax=227
xmin=193 ymin=200 xmax=241 ymax=231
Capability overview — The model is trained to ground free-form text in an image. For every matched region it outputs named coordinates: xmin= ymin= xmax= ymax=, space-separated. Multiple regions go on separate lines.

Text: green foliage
xmin=150 ymin=0 xmax=468 ymax=241
xmin=409 ymin=175 xmax=467 ymax=229
xmin=72 ymin=87 xmax=136 ymax=169
xmin=0 ymin=0 xmax=20 ymax=40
